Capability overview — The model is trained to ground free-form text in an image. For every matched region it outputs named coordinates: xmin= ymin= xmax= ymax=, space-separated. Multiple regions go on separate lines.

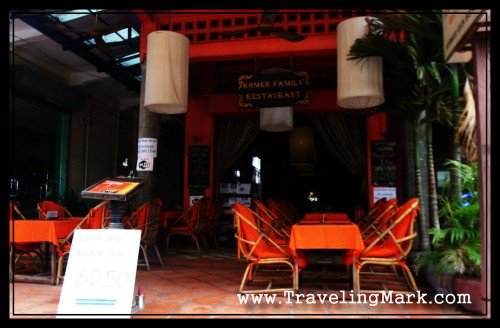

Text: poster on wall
xmin=137 ymin=138 xmax=157 ymax=158
xmin=373 ymin=187 xmax=397 ymax=203
xmin=372 ymin=141 xmax=397 ymax=187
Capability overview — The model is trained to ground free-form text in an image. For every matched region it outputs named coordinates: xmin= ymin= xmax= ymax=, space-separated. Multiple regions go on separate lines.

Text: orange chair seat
xmin=344 ymin=243 xmax=400 ymax=266
xmin=257 ymin=245 xmax=308 ymax=269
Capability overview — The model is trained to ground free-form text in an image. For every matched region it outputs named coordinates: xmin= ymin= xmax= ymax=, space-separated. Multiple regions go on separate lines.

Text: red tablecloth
xmin=9 ymin=218 xmax=84 ymax=247
xmin=288 ymin=221 xmax=364 ymax=257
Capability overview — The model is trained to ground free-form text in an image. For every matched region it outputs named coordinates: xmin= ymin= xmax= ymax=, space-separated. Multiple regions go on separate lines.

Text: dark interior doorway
xmin=222 ymin=116 xmax=365 ymax=217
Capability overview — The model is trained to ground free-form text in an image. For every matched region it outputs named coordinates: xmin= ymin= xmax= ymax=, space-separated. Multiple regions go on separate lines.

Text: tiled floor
xmin=9 ymin=250 xmax=486 ymax=318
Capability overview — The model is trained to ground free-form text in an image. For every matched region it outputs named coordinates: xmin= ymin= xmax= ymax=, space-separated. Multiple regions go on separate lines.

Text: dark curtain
xmin=311 ymin=115 xmax=367 ymax=198
xmin=216 ymin=118 xmax=260 ymax=172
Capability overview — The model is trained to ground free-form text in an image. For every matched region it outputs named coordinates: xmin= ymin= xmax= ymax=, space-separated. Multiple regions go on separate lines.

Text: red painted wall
xmin=183 ymin=99 xmax=214 ymax=209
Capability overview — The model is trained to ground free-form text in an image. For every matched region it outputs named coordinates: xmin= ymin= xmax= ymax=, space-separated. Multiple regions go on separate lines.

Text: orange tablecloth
xmin=288 ymin=221 xmax=364 ymax=256
xmin=303 ymin=213 xmax=349 ymax=222
xmin=9 ymin=218 xmax=84 ymax=247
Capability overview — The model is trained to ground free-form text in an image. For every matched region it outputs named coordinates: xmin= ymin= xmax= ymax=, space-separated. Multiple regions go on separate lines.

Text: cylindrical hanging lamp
xmin=337 ymin=16 xmax=384 ymax=109
xmin=144 ymin=31 xmax=190 ymax=114
xmin=259 ymin=68 xmax=294 ymax=132
xmin=260 ymin=106 xmax=293 ymax=132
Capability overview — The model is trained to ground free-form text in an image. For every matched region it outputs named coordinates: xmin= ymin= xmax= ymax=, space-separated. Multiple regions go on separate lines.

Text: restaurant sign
xmin=238 ymin=71 xmax=310 ymax=109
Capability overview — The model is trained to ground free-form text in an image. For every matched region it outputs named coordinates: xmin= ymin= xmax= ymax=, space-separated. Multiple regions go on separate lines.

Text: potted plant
xmin=415 ymin=160 xmax=483 ymax=313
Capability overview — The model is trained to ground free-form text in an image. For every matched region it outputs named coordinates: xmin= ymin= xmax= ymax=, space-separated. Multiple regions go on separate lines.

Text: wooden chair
xmin=346 ymin=198 xmax=420 ymax=295
xmin=9 ymin=202 xmax=43 ymax=275
xmin=267 ymin=199 xmax=296 ymax=231
xmin=55 ymin=201 xmax=110 ymax=284
xmin=233 ymin=203 xmax=307 ymax=294
xmin=166 ymin=197 xmax=210 ymax=254
xmin=37 ymin=200 xmax=73 ymax=219
xmin=357 ymin=197 xmax=386 ymax=231
xmin=361 ymin=198 xmax=398 ymax=245
xmin=198 ymin=200 xmax=223 ymax=249
xmin=253 ymin=199 xmax=290 ymax=244
xmin=86 ymin=201 xmax=110 ymax=229
xmin=131 ymin=199 xmax=164 ymax=271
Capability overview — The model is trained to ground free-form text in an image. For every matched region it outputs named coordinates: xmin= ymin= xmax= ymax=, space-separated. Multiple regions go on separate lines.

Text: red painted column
xmin=183 ymin=99 xmax=214 ymax=209
xmin=472 ymin=32 xmax=490 ymax=314
xmin=366 ymin=112 xmax=388 ymax=207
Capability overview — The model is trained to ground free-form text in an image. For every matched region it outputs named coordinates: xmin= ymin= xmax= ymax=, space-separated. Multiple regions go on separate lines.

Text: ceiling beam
xmin=20 ymin=16 xmax=140 ymax=93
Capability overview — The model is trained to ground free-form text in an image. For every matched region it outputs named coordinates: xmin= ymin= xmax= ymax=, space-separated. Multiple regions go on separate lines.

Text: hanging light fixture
xmin=337 ymin=16 xmax=384 ymax=109
xmin=144 ymin=31 xmax=190 ymax=114
xmin=259 ymin=68 xmax=293 ymax=132
xmin=260 ymin=106 xmax=293 ymax=132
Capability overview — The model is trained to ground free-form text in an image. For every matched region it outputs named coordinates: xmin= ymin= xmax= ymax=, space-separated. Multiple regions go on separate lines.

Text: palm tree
xmin=348 ymin=11 xmax=459 ymax=249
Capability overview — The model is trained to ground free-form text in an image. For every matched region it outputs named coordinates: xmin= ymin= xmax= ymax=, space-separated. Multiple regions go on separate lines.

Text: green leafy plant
xmin=415 ymin=160 xmax=480 ymax=277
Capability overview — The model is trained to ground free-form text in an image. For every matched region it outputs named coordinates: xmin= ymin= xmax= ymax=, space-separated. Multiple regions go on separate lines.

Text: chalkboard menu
xmin=372 ymin=141 xmax=397 ymax=187
xmin=188 ymin=146 xmax=210 ymax=189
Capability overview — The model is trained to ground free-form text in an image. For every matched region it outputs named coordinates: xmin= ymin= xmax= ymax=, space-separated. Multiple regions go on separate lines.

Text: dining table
xmin=288 ymin=215 xmax=365 ymax=289
xmin=9 ymin=218 xmax=84 ymax=285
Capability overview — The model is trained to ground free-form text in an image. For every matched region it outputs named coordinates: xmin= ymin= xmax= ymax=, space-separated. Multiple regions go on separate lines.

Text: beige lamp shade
xmin=259 ymin=68 xmax=294 ymax=132
xmin=260 ymin=106 xmax=293 ymax=132
xmin=144 ymin=31 xmax=190 ymax=114
xmin=337 ymin=16 xmax=384 ymax=109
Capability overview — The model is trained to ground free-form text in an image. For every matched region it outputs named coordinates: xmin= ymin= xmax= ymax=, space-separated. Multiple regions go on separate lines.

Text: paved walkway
xmin=9 ymin=252 xmax=481 ymax=318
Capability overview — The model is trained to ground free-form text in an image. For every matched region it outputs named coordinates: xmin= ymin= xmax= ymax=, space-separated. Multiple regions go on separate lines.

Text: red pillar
xmin=183 ymin=99 xmax=214 ymax=209
xmin=472 ymin=32 xmax=490 ymax=314
xmin=366 ymin=112 xmax=388 ymax=207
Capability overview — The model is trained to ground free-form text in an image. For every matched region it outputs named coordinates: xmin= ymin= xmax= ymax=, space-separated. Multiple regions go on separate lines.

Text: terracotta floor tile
xmin=189 ymin=295 xmax=225 ymax=305
xmin=137 ymin=300 xmax=183 ymax=314
xmin=176 ymin=302 xmax=217 ymax=314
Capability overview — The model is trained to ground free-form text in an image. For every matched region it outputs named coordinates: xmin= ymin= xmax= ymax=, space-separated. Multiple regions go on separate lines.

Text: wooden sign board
xmin=443 ymin=10 xmax=485 ymax=62
xmin=372 ymin=141 xmax=397 ymax=187
xmin=238 ymin=71 xmax=310 ymax=108
xmin=57 ymin=229 xmax=141 ymax=317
